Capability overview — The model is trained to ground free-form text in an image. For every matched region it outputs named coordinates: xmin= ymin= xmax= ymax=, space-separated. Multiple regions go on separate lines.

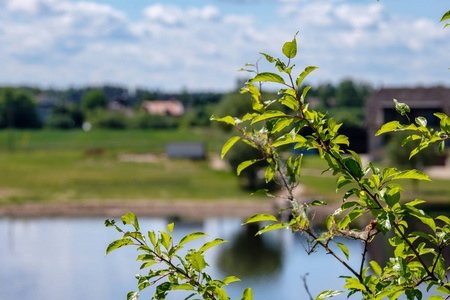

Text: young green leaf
xmin=248 ymin=72 xmax=285 ymax=84
xmin=199 ymin=238 xmax=227 ymax=253
xmin=179 ymin=232 xmax=208 ymax=246
xmin=296 ymin=66 xmax=319 ymax=87
xmin=210 ymin=115 xmax=236 ymax=126
xmin=241 ymin=288 xmax=253 ymax=300
xmin=282 ymin=37 xmax=297 ymax=59
xmin=222 ymin=276 xmax=241 ymax=285
xmin=315 ymin=290 xmax=344 ymax=300
xmin=369 ymin=260 xmax=382 ymax=277
xmin=375 ymin=121 xmax=401 ymax=136
xmin=221 ymin=136 xmax=240 ymax=159
xmin=121 ymin=212 xmax=140 ymax=231
xmin=243 ymin=213 xmax=278 ymax=224
xmin=336 ymin=243 xmax=349 ymax=260
xmin=392 ymin=170 xmax=431 ymax=181
xmin=237 ymin=159 xmax=260 ymax=175
xmin=106 ymin=238 xmax=134 ymax=255
xmin=257 ymin=223 xmax=287 ymax=235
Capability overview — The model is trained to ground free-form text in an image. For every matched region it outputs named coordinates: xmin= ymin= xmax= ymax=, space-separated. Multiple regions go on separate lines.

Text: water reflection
xmin=5 ymin=216 xmax=435 ymax=300
xmin=217 ymin=223 xmax=282 ymax=277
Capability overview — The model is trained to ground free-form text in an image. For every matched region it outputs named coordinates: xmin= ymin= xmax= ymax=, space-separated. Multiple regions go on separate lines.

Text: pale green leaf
xmin=375 ymin=121 xmax=401 ymax=136
xmin=370 ymin=260 xmax=382 ymax=277
xmin=127 ymin=291 xmax=139 ymax=300
xmin=221 ymin=136 xmax=240 ymax=159
xmin=336 ymin=243 xmax=349 ymax=260
xmin=260 ymin=52 xmax=276 ymax=63
xmin=257 ymin=223 xmax=287 ymax=235
xmin=251 ymin=110 xmax=286 ymax=124
xmin=243 ymin=213 xmax=278 ymax=224
xmin=237 ymin=159 xmax=260 ymax=175
xmin=241 ymin=288 xmax=253 ymax=300
xmin=121 ymin=212 xmax=140 ymax=230
xmin=106 ymin=238 xmax=134 ymax=255
xmin=296 ymin=66 xmax=319 ymax=87
xmin=171 ymin=283 xmax=195 ymax=291
xmin=222 ymin=276 xmax=241 ymax=285
xmin=315 ymin=290 xmax=344 ymax=300
xmin=248 ymin=72 xmax=285 ymax=84
xmin=179 ymin=232 xmax=208 ymax=246
xmin=167 ymin=223 xmax=174 ymax=233
xmin=282 ymin=37 xmax=297 ymax=59
xmin=210 ymin=115 xmax=235 ymax=126
xmin=199 ymin=238 xmax=227 ymax=253
xmin=392 ymin=169 xmax=431 ymax=181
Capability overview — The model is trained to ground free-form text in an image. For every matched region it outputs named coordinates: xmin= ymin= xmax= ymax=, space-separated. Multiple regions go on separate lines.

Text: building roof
xmin=141 ymin=99 xmax=184 ymax=116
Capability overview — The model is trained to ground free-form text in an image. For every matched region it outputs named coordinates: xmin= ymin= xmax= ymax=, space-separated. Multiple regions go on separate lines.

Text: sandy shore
xmin=0 ymin=200 xmax=277 ymax=220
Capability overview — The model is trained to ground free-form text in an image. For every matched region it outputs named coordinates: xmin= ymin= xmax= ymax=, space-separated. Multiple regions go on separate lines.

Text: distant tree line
xmin=0 ymin=79 xmax=372 ymax=130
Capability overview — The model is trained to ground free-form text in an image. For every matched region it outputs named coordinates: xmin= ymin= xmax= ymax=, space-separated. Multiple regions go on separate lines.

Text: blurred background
xmin=0 ymin=0 xmax=449 ymax=299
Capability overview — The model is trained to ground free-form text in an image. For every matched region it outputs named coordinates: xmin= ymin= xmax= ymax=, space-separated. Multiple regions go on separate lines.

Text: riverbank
xmin=0 ymin=200 xmax=276 ymax=220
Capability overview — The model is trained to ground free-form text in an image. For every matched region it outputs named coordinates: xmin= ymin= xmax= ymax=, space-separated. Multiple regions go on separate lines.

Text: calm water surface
xmin=0 ymin=217 xmax=372 ymax=300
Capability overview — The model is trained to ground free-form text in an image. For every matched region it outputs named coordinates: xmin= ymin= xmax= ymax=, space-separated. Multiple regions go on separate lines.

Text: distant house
xmin=365 ymin=86 xmax=450 ymax=158
xmin=35 ymin=94 xmax=58 ymax=122
xmin=140 ymin=99 xmax=184 ymax=116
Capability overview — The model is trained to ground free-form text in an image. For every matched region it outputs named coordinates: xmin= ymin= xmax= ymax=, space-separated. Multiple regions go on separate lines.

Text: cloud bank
xmin=0 ymin=0 xmax=448 ymax=91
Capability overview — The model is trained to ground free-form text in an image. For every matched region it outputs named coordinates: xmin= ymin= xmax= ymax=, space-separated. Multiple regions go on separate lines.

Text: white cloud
xmin=0 ymin=0 xmax=448 ymax=91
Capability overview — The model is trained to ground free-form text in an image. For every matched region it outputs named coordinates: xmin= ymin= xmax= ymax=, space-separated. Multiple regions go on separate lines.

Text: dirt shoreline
xmin=0 ymin=200 xmax=277 ymax=220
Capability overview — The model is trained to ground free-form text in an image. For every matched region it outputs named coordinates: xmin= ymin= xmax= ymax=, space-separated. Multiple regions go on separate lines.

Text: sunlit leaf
xmin=179 ymin=232 xmax=208 ymax=246
xmin=315 ymin=290 xmax=344 ymax=299
xmin=106 ymin=238 xmax=134 ymax=255
xmin=393 ymin=170 xmax=431 ymax=181
xmin=336 ymin=243 xmax=349 ymax=260
xmin=282 ymin=36 xmax=297 ymax=59
xmin=243 ymin=214 xmax=278 ymax=224
xmin=248 ymin=72 xmax=285 ymax=84
xmin=237 ymin=159 xmax=260 ymax=175
xmin=241 ymin=288 xmax=253 ymax=300
xmin=221 ymin=136 xmax=240 ymax=159
xmin=199 ymin=238 xmax=227 ymax=253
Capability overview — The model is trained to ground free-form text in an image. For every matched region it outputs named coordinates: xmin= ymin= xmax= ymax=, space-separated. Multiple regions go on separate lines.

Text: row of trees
xmin=0 ymin=79 xmax=371 ymax=130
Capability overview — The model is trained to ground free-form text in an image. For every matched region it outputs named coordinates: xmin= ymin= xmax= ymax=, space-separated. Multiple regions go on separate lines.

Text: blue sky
xmin=0 ymin=0 xmax=448 ymax=92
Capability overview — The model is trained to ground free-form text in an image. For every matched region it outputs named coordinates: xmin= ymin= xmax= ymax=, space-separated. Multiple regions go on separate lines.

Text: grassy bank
xmin=0 ymin=129 xmax=257 ymax=205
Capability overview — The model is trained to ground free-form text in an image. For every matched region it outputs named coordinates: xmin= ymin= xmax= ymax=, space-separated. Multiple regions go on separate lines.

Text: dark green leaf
xmin=440 ymin=10 xmax=450 ymax=23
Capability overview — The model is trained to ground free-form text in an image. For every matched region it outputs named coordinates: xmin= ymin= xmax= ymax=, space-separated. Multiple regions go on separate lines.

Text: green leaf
xmin=140 ymin=261 xmax=157 ymax=269
xmin=265 ymin=165 xmax=275 ymax=183
xmin=179 ymin=232 xmax=208 ymax=246
xmin=343 ymin=157 xmax=363 ymax=180
xmin=248 ymin=72 xmax=285 ymax=84
xmin=237 ymin=159 xmax=260 ymax=176
xmin=370 ymin=260 xmax=382 ymax=277
xmin=315 ymin=290 xmax=344 ymax=300
xmin=251 ymin=110 xmax=286 ymax=124
xmin=439 ymin=140 xmax=445 ymax=154
xmin=378 ymin=212 xmax=395 ymax=235
xmin=222 ymin=276 xmax=241 ymax=285
xmin=241 ymin=288 xmax=253 ymax=300
xmin=415 ymin=116 xmax=427 ymax=127
xmin=210 ymin=115 xmax=236 ymax=126
xmin=214 ymin=287 xmax=228 ymax=300
xmin=296 ymin=66 xmax=319 ymax=87
xmin=106 ymin=238 xmax=134 ymax=255
xmin=260 ymin=52 xmax=276 ymax=63
xmin=199 ymin=238 xmax=227 ymax=253
xmin=243 ymin=213 xmax=278 ymax=224
xmin=394 ymin=99 xmax=410 ymax=116
xmin=121 ymin=212 xmax=140 ymax=231
xmin=257 ymin=223 xmax=287 ymax=235
xmin=336 ymin=243 xmax=349 ymax=260
xmin=160 ymin=231 xmax=171 ymax=250
xmin=311 ymin=200 xmax=327 ymax=206
xmin=167 ymin=223 xmax=174 ymax=233
xmin=393 ymin=170 xmax=431 ymax=181
xmin=437 ymin=215 xmax=450 ymax=225
xmin=427 ymin=296 xmax=444 ymax=300
xmin=171 ymin=283 xmax=195 ymax=291
xmin=127 ymin=291 xmax=139 ymax=300
xmin=282 ymin=37 xmax=297 ymax=59
xmin=376 ymin=121 xmax=401 ymax=136
xmin=440 ymin=10 xmax=450 ymax=23
xmin=186 ymin=251 xmax=206 ymax=272
xmin=221 ymin=136 xmax=240 ymax=159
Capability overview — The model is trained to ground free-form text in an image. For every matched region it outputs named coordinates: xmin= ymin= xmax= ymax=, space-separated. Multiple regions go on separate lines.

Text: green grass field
xmin=0 ymin=129 xmax=258 ymax=205
xmin=0 ymin=129 xmax=448 ymax=206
